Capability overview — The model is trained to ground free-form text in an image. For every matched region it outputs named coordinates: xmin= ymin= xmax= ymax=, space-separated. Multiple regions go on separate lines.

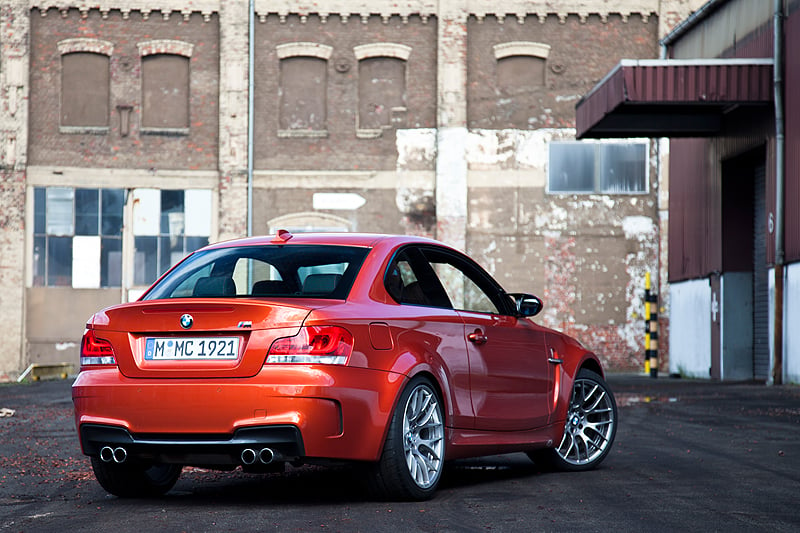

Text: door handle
xmin=548 ymin=348 xmax=563 ymax=364
xmin=468 ymin=329 xmax=488 ymax=345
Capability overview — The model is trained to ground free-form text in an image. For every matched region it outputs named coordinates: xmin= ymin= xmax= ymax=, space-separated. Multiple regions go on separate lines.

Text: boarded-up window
xmin=142 ymin=54 xmax=190 ymax=130
xmin=358 ymin=57 xmax=406 ymax=130
xmin=497 ymin=55 xmax=546 ymax=93
xmin=496 ymin=55 xmax=546 ymax=128
xmin=279 ymin=56 xmax=327 ymax=132
xmin=61 ymin=52 xmax=109 ymax=128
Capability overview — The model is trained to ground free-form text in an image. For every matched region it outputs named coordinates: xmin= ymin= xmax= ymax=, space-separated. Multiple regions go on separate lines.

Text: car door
xmin=419 ymin=247 xmax=553 ymax=431
xmin=383 ymin=247 xmax=476 ymax=429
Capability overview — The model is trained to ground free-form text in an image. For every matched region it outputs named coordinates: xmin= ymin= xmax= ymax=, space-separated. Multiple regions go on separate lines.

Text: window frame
xmin=137 ymin=40 xmax=194 ymax=136
xmin=547 ymin=140 xmax=650 ymax=195
xmin=32 ymin=186 xmax=125 ymax=288
xmin=276 ymin=42 xmax=333 ymax=138
xmin=59 ymin=51 xmax=111 ymax=134
xmin=384 ymin=245 xmax=514 ymax=316
xmin=353 ymin=43 xmax=411 ymax=138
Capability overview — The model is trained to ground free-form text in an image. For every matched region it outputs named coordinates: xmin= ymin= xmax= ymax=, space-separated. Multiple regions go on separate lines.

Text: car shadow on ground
xmin=161 ymin=454 xmax=544 ymax=504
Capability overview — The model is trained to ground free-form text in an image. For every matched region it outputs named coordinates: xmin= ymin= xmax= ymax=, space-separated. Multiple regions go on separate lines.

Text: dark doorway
xmin=721 ymin=147 xmax=768 ymax=381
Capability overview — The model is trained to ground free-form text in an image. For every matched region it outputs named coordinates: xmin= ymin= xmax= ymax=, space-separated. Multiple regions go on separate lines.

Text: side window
xmin=385 ymin=251 xmax=428 ymax=306
xmin=384 ymin=248 xmax=452 ymax=308
xmin=432 ymin=263 xmax=499 ymax=314
xmin=421 ymin=248 xmax=507 ymax=315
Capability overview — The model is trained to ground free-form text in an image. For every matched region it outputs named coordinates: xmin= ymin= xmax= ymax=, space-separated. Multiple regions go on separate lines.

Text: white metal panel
xmin=784 ymin=263 xmax=800 ymax=384
xmin=185 ymin=189 xmax=212 ymax=236
xmin=720 ymin=272 xmax=754 ymax=380
xmin=72 ymin=236 xmax=101 ymax=289
xmin=132 ymin=188 xmax=160 ymax=236
xmin=669 ymin=279 xmax=712 ymax=378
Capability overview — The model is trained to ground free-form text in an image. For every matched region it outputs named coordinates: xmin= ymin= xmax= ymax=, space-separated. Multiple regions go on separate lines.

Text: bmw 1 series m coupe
xmin=73 ymin=231 xmax=617 ymax=500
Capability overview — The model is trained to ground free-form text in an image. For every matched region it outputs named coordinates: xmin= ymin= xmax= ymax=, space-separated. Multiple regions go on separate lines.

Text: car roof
xmin=202 ymin=231 xmax=446 ymax=251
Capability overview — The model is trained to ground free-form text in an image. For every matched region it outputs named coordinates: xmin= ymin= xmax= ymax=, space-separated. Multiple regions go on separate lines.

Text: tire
xmin=91 ymin=457 xmax=182 ymax=498
xmin=367 ymin=376 xmax=445 ymax=501
xmin=530 ymin=368 xmax=617 ymax=472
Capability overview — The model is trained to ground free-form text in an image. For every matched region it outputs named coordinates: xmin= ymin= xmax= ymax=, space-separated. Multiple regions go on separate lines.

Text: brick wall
xmin=253 ymin=14 xmax=438 ymax=171
xmin=28 ymin=8 xmax=220 ymax=171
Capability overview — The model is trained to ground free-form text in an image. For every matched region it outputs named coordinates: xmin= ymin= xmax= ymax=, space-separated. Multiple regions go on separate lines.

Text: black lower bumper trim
xmin=80 ymin=424 xmax=305 ymax=466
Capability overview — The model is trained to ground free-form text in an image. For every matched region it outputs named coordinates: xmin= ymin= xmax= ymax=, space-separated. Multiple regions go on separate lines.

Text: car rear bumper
xmin=80 ymin=423 xmax=304 ymax=467
xmin=73 ymin=365 xmax=407 ymax=464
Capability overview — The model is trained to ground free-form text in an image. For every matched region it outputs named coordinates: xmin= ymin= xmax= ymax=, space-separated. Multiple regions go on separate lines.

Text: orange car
xmin=73 ymin=231 xmax=617 ymax=500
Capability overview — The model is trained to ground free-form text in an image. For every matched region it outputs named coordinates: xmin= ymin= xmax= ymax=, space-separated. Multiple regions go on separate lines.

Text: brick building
xmin=0 ymin=0 xmax=702 ymax=380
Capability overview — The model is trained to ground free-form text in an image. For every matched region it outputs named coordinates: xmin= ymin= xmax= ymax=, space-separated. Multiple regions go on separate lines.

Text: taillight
xmin=267 ymin=326 xmax=353 ymax=365
xmin=80 ymin=329 xmax=117 ymax=367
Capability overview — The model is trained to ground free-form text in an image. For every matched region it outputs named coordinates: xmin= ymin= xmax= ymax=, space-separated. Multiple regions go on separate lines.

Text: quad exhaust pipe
xmin=240 ymin=447 xmax=275 ymax=465
xmin=99 ymin=446 xmax=128 ymax=464
xmin=99 ymin=445 xmax=275 ymax=466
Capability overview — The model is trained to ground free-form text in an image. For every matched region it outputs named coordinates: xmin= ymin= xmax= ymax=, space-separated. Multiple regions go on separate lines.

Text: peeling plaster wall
xmin=465 ymin=129 xmax=660 ymax=371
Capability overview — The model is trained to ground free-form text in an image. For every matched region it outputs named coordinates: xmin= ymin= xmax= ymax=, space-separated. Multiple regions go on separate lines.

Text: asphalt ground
xmin=0 ymin=374 xmax=798 ymax=532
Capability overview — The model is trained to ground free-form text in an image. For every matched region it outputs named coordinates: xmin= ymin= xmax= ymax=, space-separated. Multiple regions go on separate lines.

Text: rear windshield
xmin=142 ymin=245 xmax=370 ymax=301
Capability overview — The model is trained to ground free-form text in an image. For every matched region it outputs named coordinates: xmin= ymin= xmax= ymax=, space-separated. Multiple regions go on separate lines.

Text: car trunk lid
xmin=89 ymin=299 xmax=315 ymax=379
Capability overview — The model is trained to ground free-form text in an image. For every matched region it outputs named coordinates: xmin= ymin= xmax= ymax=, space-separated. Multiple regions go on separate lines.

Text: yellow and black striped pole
xmin=644 ymin=272 xmax=658 ymax=378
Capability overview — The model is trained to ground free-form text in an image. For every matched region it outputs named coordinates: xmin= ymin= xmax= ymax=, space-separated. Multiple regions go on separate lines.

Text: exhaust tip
xmin=258 ymin=448 xmax=275 ymax=464
xmin=241 ymin=448 xmax=257 ymax=465
xmin=112 ymin=447 xmax=127 ymax=464
xmin=100 ymin=446 xmax=114 ymax=463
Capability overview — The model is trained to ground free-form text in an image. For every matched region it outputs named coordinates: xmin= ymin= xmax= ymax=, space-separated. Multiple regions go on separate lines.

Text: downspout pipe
xmin=772 ymin=0 xmax=785 ymax=385
xmin=247 ymin=0 xmax=255 ymax=237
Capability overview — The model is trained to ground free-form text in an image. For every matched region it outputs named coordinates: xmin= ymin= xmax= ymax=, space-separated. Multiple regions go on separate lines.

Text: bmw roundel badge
xmin=180 ymin=314 xmax=194 ymax=329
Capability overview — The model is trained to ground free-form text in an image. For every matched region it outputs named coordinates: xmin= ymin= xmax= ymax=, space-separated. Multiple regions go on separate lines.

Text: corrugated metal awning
xmin=576 ymin=59 xmax=773 ymax=139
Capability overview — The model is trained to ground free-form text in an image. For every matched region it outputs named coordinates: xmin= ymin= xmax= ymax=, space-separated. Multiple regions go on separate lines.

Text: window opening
xmin=548 ymin=141 xmax=648 ymax=194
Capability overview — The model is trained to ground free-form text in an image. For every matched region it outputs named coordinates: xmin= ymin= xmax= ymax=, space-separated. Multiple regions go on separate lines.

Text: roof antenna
xmin=272 ymin=229 xmax=293 ymax=243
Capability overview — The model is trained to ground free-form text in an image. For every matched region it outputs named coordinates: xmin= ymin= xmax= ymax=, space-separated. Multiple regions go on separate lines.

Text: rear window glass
xmin=142 ymin=245 xmax=369 ymax=300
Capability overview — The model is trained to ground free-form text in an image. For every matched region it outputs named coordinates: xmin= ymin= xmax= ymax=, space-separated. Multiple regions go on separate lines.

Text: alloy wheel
xmin=401 ymin=383 xmax=444 ymax=489
xmin=556 ymin=376 xmax=616 ymax=466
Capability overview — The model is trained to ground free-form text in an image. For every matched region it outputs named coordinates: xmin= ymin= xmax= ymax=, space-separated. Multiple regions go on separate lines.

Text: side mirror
xmin=508 ymin=293 xmax=543 ymax=317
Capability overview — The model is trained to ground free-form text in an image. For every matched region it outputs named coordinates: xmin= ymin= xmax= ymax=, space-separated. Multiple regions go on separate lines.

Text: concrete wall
xmin=669 ymin=279 xmax=712 ymax=378
xmin=0 ymin=2 xmax=30 ymax=380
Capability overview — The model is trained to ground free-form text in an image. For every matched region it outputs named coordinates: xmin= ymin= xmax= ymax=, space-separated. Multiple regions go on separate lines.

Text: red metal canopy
xmin=576 ymin=59 xmax=773 ymax=139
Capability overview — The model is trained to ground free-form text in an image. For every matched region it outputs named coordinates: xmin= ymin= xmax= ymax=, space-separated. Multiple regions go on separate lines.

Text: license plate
xmin=144 ymin=337 xmax=240 ymax=360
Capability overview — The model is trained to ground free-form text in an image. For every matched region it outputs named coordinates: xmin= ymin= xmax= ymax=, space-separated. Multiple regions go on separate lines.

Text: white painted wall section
xmin=669 ymin=279 xmax=711 ymax=378
xmin=785 ymin=263 xmax=800 ymax=384
xmin=72 ymin=236 xmax=101 ymax=289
